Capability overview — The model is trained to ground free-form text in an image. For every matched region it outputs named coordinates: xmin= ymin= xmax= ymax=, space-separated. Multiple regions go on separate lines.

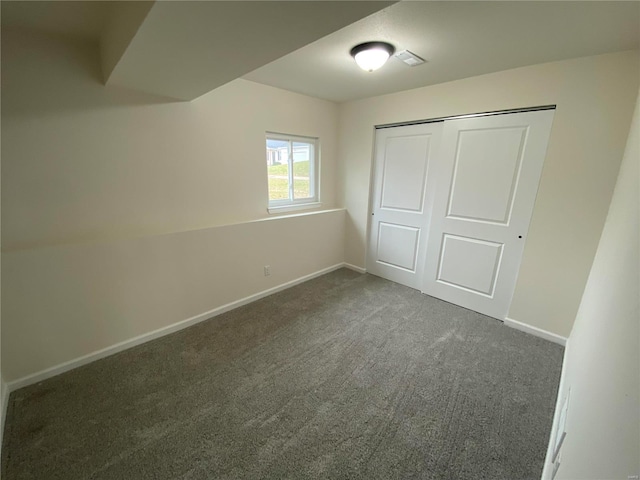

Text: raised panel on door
xmin=423 ymin=110 xmax=554 ymax=319
xmin=367 ymin=122 xmax=443 ymax=290
xmin=380 ymin=135 xmax=429 ymax=212
xmin=437 ymin=234 xmax=504 ymax=296
xmin=447 ymin=127 xmax=527 ymax=224
xmin=377 ymin=222 xmax=421 ymax=272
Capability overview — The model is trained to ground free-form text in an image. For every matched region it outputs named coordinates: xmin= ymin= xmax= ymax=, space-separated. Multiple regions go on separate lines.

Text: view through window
xmin=266 ymin=133 xmax=318 ymax=207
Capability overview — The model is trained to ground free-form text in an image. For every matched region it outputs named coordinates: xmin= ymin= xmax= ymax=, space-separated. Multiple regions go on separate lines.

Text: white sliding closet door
xmin=366 ymin=122 xmax=443 ymax=290
xmin=422 ymin=110 xmax=554 ymax=319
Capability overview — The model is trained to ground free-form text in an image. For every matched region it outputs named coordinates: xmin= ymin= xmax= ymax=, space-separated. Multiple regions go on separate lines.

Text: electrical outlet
xmin=264 ymin=265 xmax=270 ymax=276
xmin=627 ymin=475 xmax=639 ymax=480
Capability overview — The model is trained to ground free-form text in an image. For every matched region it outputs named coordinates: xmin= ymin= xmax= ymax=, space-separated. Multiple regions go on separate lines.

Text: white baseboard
xmin=504 ymin=317 xmax=567 ymax=346
xmin=7 ymin=263 xmax=351 ymax=393
xmin=541 ymin=337 xmax=571 ymax=480
xmin=344 ymin=263 xmax=366 ymax=274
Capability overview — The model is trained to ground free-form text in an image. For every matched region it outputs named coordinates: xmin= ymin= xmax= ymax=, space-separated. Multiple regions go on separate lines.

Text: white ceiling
xmin=244 ymin=1 xmax=640 ymax=103
xmin=1 ymin=1 xmax=114 ymax=40
xmin=104 ymin=1 xmax=393 ymax=100
xmin=2 ymin=1 xmax=639 ymax=103
xmin=1 ymin=1 xmax=394 ymax=101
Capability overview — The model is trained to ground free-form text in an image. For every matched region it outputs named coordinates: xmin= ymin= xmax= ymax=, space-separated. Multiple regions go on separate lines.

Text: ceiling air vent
xmin=394 ymin=50 xmax=426 ymax=67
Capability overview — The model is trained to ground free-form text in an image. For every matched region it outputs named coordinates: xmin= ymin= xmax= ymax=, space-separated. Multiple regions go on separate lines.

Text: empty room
xmin=1 ymin=1 xmax=638 ymax=479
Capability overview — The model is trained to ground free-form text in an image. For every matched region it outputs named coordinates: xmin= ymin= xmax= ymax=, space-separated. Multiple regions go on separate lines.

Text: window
xmin=266 ymin=133 xmax=318 ymax=210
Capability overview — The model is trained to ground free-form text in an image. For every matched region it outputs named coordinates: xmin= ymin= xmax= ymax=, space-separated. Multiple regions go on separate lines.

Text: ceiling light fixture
xmin=350 ymin=41 xmax=395 ymax=72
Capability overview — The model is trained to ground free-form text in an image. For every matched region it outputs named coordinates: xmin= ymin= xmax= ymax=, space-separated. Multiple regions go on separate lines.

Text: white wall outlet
xmin=264 ymin=265 xmax=270 ymax=276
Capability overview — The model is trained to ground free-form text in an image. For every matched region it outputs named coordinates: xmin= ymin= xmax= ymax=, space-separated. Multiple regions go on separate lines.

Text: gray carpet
xmin=2 ymin=269 xmax=563 ymax=479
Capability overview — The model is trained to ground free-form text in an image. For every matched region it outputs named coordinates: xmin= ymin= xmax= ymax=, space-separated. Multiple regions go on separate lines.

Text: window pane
xmin=292 ymin=141 xmax=312 ymax=199
xmin=266 ymin=139 xmax=290 ymax=201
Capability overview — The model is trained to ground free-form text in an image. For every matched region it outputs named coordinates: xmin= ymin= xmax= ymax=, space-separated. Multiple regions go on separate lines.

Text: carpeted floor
xmin=1 ymin=269 xmax=563 ymax=479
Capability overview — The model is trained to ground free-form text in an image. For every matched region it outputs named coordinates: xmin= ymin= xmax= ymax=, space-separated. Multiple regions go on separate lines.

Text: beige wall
xmin=2 ymin=210 xmax=345 ymax=381
xmin=1 ymin=28 xmax=345 ymax=382
xmin=2 ymin=28 xmax=339 ymax=250
xmin=2 ymin=25 xmax=638 ymax=386
xmin=338 ymin=51 xmax=639 ymax=337
xmin=550 ymin=84 xmax=639 ymax=480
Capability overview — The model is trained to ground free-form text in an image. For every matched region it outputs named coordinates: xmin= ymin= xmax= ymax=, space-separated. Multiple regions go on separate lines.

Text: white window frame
xmin=266 ymin=132 xmax=320 ymax=213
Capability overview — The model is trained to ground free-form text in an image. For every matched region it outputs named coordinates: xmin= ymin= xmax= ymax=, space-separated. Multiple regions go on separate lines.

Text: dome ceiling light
xmin=350 ymin=41 xmax=395 ymax=72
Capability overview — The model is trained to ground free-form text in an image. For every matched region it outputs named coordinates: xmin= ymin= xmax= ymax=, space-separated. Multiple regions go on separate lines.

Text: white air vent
xmin=395 ymin=50 xmax=426 ymax=67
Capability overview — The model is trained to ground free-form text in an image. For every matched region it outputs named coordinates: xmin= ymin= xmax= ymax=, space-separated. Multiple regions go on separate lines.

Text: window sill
xmin=268 ymin=202 xmax=322 ymax=215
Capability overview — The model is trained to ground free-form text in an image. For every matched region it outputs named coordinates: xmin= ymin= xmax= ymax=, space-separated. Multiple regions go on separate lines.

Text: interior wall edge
xmin=1 ymin=207 xmax=347 ymax=255
xmin=551 ymin=81 xmax=640 ymax=479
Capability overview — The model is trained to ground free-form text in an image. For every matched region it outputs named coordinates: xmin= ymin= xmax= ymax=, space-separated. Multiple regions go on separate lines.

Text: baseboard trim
xmin=344 ymin=263 xmax=366 ymax=274
xmin=504 ymin=317 xmax=567 ymax=346
xmin=541 ymin=337 xmax=571 ymax=480
xmin=6 ymin=262 xmax=349 ymax=392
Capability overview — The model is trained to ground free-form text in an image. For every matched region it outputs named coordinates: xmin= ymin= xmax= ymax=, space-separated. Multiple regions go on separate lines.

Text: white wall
xmin=2 ymin=210 xmax=345 ymax=382
xmin=338 ymin=51 xmax=639 ymax=337
xmin=1 ymin=28 xmax=345 ymax=382
xmin=2 ymin=28 xmax=339 ymax=250
xmin=548 ymin=83 xmax=639 ymax=480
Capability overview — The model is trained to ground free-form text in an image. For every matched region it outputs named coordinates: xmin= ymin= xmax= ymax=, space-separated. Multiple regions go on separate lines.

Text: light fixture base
xmin=349 ymin=41 xmax=395 ymax=59
xmin=350 ymin=41 xmax=395 ymax=72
